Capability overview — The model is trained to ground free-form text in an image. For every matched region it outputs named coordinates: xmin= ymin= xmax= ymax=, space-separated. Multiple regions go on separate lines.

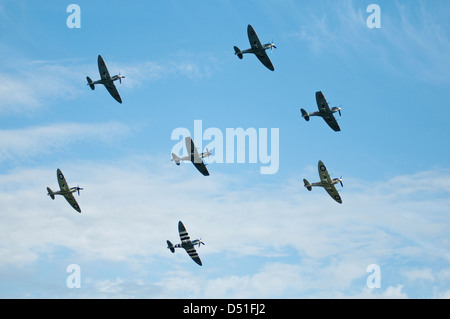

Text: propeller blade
xmin=338 ymin=109 xmax=341 ymax=116
xmin=118 ymin=72 xmax=124 ymax=84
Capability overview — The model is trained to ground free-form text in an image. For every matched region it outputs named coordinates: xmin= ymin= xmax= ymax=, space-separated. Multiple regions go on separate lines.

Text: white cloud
xmin=383 ymin=285 xmax=408 ymax=298
xmin=0 ymin=158 xmax=449 ymax=298
xmin=403 ymin=268 xmax=435 ymax=282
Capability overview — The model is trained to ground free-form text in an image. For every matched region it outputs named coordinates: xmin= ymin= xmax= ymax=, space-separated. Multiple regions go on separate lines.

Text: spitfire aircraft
xmin=234 ymin=24 xmax=276 ymax=71
xmin=47 ymin=169 xmax=83 ymax=213
xmin=171 ymin=136 xmax=212 ymax=176
xmin=303 ymin=160 xmax=343 ymax=204
xmin=86 ymin=55 xmax=125 ymax=103
xmin=167 ymin=221 xmax=204 ymax=266
xmin=301 ymin=91 xmax=342 ymax=132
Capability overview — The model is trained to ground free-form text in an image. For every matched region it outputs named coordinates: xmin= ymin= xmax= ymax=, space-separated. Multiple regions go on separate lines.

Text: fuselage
xmin=241 ymin=43 xmax=275 ymax=55
xmin=175 ymin=239 xmax=201 ymax=250
xmin=179 ymin=151 xmax=211 ymax=163
xmin=309 ymin=106 xmax=340 ymax=117
xmin=93 ymin=76 xmax=121 ymax=85
xmin=54 ymin=187 xmax=78 ymax=196
xmin=311 ymin=178 xmax=342 ymax=188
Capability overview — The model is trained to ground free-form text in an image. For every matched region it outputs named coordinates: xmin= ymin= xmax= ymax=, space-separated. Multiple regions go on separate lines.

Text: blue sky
xmin=0 ymin=0 xmax=450 ymax=298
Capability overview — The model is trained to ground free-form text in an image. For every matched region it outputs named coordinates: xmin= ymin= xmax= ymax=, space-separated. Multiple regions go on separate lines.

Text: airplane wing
xmin=178 ymin=221 xmax=191 ymax=242
xmin=98 ymin=55 xmax=122 ymax=103
xmin=316 ymin=91 xmax=340 ymax=131
xmin=185 ymin=137 xmax=210 ymax=176
xmin=104 ymin=81 xmax=122 ymax=103
xmin=63 ymin=192 xmax=82 ymax=213
xmin=318 ymin=161 xmax=332 ymax=184
xmin=247 ymin=25 xmax=263 ymax=50
xmin=318 ymin=161 xmax=342 ymax=204
xmin=192 ymin=161 xmax=209 ymax=176
xmin=255 ymin=51 xmax=274 ymax=71
xmin=315 ymin=91 xmax=329 ymax=112
xmin=97 ymin=55 xmax=111 ymax=80
xmin=247 ymin=25 xmax=274 ymax=71
xmin=57 ymin=169 xmax=70 ymax=193
xmin=324 ymin=184 xmax=342 ymax=204
xmin=323 ymin=114 xmax=340 ymax=132
xmin=185 ymin=246 xmax=202 ymax=266
xmin=178 ymin=221 xmax=202 ymax=266
xmin=56 ymin=169 xmax=81 ymax=212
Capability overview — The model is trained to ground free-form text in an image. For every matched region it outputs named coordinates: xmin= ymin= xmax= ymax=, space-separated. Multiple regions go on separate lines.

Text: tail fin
xmin=301 ymin=109 xmax=310 ymax=121
xmin=303 ymin=179 xmax=312 ymax=191
xmin=86 ymin=76 xmax=95 ymax=90
xmin=167 ymin=240 xmax=175 ymax=253
xmin=171 ymin=153 xmax=181 ymax=165
xmin=234 ymin=46 xmax=243 ymax=59
xmin=47 ymin=187 xmax=55 ymax=199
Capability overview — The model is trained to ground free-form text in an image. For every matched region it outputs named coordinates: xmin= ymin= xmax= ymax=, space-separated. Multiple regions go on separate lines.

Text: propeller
xmin=338 ymin=105 xmax=342 ymax=116
xmin=202 ymin=148 xmax=212 ymax=158
xmin=339 ymin=177 xmax=343 ymax=187
xmin=270 ymin=40 xmax=277 ymax=52
xmin=197 ymin=239 xmax=205 ymax=248
xmin=76 ymin=185 xmax=84 ymax=196
xmin=118 ymin=72 xmax=125 ymax=84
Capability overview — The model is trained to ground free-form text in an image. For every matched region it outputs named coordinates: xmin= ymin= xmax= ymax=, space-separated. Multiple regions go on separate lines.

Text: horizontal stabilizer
xmin=86 ymin=76 xmax=95 ymax=90
xmin=167 ymin=240 xmax=175 ymax=253
xmin=234 ymin=46 xmax=243 ymax=59
xmin=303 ymin=179 xmax=312 ymax=191
xmin=301 ymin=109 xmax=310 ymax=121
xmin=171 ymin=153 xmax=181 ymax=165
xmin=47 ymin=187 xmax=55 ymax=199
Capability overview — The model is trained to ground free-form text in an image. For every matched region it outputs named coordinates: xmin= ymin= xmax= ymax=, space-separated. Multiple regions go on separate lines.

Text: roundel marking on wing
xmin=320 ymin=165 xmax=326 ymax=171
xmin=58 ymin=174 xmax=64 ymax=179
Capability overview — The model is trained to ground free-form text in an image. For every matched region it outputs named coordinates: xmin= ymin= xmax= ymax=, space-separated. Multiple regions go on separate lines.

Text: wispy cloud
xmin=284 ymin=0 xmax=450 ymax=83
xmin=0 ymin=121 xmax=130 ymax=163
xmin=0 ymin=59 xmax=91 ymax=114
xmin=113 ymin=53 xmax=220 ymax=89
xmin=384 ymin=1 xmax=450 ymax=83
xmin=0 ymin=53 xmax=219 ymax=115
